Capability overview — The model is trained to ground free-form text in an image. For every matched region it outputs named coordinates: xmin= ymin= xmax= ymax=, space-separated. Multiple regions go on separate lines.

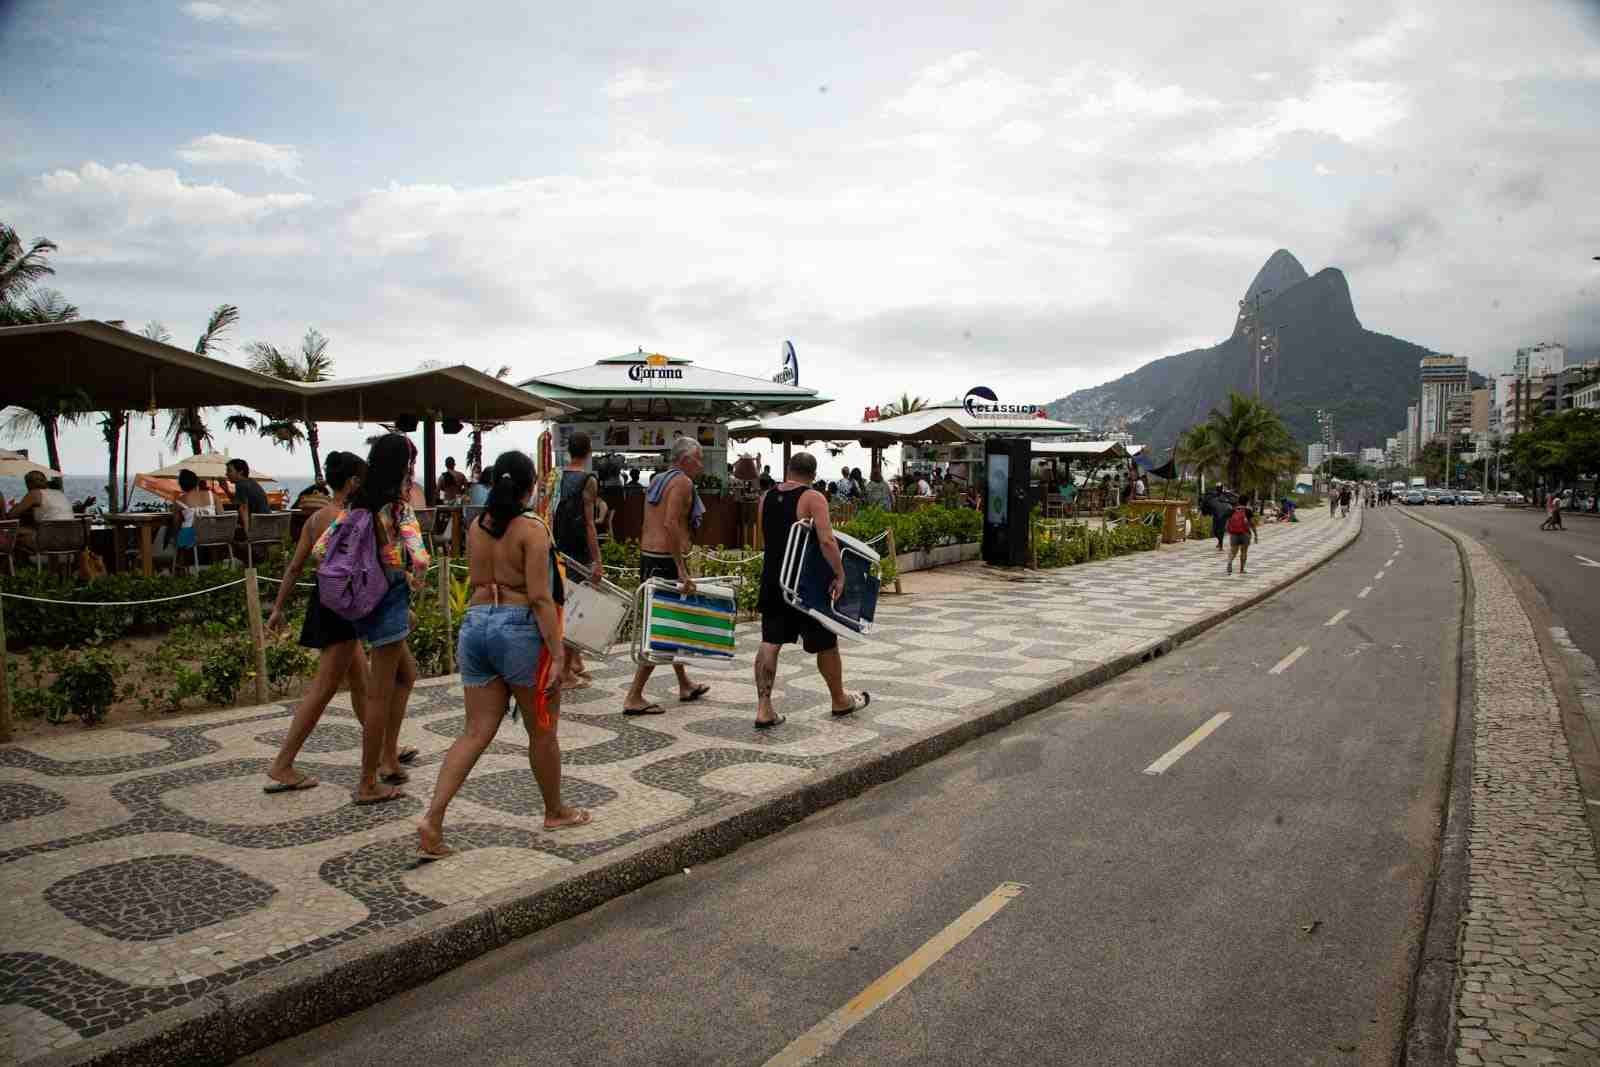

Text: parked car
xmin=1502 ymin=490 xmax=1526 ymax=504
xmin=1460 ymin=491 xmax=1483 ymax=505
xmin=1424 ymin=490 xmax=1441 ymax=504
xmin=1404 ymin=489 xmax=1426 ymax=505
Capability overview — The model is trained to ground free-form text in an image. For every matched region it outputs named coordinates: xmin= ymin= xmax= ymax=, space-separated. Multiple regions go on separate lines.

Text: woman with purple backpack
xmin=313 ymin=434 xmax=431 ymax=806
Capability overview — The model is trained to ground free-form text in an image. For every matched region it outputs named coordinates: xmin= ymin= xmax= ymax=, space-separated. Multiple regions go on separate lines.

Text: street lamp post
xmin=1238 ymin=290 xmax=1274 ymax=399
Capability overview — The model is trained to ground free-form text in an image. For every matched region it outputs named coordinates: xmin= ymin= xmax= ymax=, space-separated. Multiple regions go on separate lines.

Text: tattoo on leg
xmin=756 ymin=657 xmax=776 ymax=701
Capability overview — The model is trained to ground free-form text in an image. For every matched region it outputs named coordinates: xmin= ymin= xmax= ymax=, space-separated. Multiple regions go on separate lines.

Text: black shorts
xmin=299 ymin=588 xmax=358 ymax=650
xmin=1229 ymin=532 xmax=1252 ymax=546
xmin=761 ymin=606 xmax=838 ymax=654
xmin=640 ymin=553 xmax=679 ymax=583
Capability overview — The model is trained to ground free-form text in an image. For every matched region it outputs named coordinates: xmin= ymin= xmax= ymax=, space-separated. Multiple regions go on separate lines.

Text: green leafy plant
xmin=49 ymin=648 xmax=121 ymax=726
xmin=201 ymin=637 xmax=253 ymax=706
xmin=265 ymin=641 xmax=315 ymax=696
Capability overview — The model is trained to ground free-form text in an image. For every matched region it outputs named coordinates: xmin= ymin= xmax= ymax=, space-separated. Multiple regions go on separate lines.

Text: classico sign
xmin=772 ymin=340 xmax=799 ymax=386
xmin=963 ymin=386 xmax=1042 ymax=418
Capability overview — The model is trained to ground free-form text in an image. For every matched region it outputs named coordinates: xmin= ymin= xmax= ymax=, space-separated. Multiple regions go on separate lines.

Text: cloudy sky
xmin=2 ymin=0 xmax=1598 ymax=476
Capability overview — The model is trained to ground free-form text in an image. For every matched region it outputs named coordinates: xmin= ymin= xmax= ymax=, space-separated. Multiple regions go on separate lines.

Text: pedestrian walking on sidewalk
xmin=417 ymin=450 xmax=589 ymax=861
xmin=312 ymin=434 xmax=429 ymax=806
xmin=264 ymin=451 xmax=419 ymax=794
xmin=550 ymin=430 xmax=605 ymax=690
xmin=1330 ymin=488 xmax=1338 ymax=518
xmin=622 ymin=437 xmax=711 ymax=715
xmin=1339 ymin=485 xmax=1351 ymax=518
xmin=1225 ymin=495 xmax=1257 ymax=575
xmin=1206 ymin=487 xmax=1232 ymax=552
xmin=752 ymin=451 xmax=869 ymax=728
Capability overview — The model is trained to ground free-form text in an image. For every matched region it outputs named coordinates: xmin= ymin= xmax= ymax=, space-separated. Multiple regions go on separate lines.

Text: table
xmin=105 ymin=512 xmax=171 ymax=576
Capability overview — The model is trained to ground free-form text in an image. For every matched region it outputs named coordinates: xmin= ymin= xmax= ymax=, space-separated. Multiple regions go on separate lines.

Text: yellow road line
xmin=763 ymin=882 xmax=1026 ymax=1066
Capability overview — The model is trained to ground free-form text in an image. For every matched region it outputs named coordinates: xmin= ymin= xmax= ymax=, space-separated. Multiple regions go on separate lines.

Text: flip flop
xmin=263 ymin=775 xmax=319 ymax=794
xmin=754 ymin=715 xmax=786 ymax=730
xmin=398 ymin=748 xmax=419 ymax=765
xmin=351 ymin=787 xmax=407 ymax=806
xmin=831 ymin=692 xmax=871 ymax=717
xmin=415 ymin=830 xmax=453 ymax=863
xmin=623 ymin=703 xmax=666 ymax=716
xmin=381 ymin=770 xmax=411 ymax=785
xmin=544 ymin=809 xmax=592 ymax=831
xmin=678 ymin=684 xmax=711 ymax=703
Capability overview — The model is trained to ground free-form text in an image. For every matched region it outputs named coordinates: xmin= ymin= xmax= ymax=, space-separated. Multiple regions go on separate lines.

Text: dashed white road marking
xmin=1143 ymin=713 xmax=1232 ymax=776
xmin=1269 ymin=645 xmax=1310 ymax=675
xmin=1576 ymin=555 xmax=1600 ymax=569
xmin=1374 ymin=572 xmax=1386 ymax=581
xmin=1358 ymin=586 xmax=1372 ymax=598
xmin=1325 ymin=609 xmax=1350 ymax=626
xmin=765 ymin=882 xmax=1026 ymax=1065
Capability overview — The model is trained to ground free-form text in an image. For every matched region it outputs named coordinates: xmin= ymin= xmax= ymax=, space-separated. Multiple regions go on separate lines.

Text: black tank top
xmin=759 ymin=484 xmax=806 ymax=613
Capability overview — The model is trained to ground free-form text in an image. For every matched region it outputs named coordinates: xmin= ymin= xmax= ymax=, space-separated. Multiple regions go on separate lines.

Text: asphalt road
xmin=247 ymin=508 xmax=1459 ymax=1067
xmin=1418 ymin=503 xmax=1600 ymax=665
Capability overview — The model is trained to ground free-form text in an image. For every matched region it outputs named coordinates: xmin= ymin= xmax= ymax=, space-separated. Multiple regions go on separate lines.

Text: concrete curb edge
xmin=1397 ymin=508 xmax=1475 ymax=1066
xmin=38 ymin=516 xmax=1365 ymax=1067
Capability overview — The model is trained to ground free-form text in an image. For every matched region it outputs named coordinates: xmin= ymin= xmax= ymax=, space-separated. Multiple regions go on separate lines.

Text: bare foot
xmin=351 ymin=786 xmax=406 ymax=806
xmin=544 ymin=807 xmax=592 ymax=831
xmin=416 ymin=821 xmax=452 ymax=861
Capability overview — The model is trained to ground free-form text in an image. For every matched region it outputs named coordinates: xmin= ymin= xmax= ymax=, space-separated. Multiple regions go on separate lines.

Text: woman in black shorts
xmin=262 ymin=453 xmax=411 ymax=792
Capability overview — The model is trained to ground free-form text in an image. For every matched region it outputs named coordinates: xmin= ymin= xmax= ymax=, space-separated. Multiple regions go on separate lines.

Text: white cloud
xmin=886 ymin=52 xmax=1038 ymax=129
xmin=1315 ymin=163 xmax=1334 ymax=176
xmin=180 ymin=1 xmax=278 ymax=27
xmin=176 ymin=133 xmax=304 ymax=179
xmin=993 ymin=120 xmax=1044 ymax=147
xmin=603 ymin=68 xmax=675 ymax=101
xmin=1073 ymin=72 xmax=1221 ymax=119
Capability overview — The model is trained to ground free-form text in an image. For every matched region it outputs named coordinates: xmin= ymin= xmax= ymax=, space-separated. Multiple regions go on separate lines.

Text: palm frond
xmin=141 ymin=321 xmax=173 ymax=344
xmin=195 ymin=303 xmax=240 ymax=355
xmin=0 ymin=224 xmax=59 ymax=300
xmin=223 ymin=413 xmax=260 ymax=434
xmin=300 ymin=328 xmax=333 ymax=381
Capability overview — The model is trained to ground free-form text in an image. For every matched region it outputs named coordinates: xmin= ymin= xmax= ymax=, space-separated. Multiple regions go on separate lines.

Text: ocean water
xmin=1 ymin=475 xmax=318 ymax=511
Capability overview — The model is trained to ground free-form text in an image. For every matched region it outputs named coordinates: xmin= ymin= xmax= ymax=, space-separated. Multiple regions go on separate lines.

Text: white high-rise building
xmin=1419 ymin=355 xmax=1471 ymax=444
xmin=1307 ymin=443 xmax=1327 ymax=470
xmin=1360 ymin=447 xmax=1385 ymax=466
xmin=1406 ymin=404 xmax=1420 ymax=463
xmin=1514 ymin=342 xmax=1565 ymax=379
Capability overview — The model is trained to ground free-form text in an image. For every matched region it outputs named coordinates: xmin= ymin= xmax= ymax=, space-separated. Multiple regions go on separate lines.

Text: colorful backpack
xmin=317 ymin=509 xmax=389 ymax=621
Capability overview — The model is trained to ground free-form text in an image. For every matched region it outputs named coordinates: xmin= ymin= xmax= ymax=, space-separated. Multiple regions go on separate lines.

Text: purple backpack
xmin=317 ymin=509 xmax=389 ymax=621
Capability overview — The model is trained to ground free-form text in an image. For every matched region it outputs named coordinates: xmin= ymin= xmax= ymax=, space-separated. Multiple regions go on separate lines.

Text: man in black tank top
xmin=754 ymin=452 xmax=870 ymax=728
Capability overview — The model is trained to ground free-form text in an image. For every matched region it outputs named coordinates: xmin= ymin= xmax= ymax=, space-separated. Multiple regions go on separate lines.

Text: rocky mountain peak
xmin=1243 ymin=249 xmax=1310 ymax=306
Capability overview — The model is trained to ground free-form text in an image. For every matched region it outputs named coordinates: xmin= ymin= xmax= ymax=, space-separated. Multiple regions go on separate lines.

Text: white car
xmin=1460 ymin=491 xmax=1483 ymax=505
xmin=1501 ymin=491 xmax=1526 ymax=504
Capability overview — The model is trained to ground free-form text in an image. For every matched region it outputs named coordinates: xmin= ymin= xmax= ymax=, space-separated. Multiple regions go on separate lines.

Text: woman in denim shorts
xmin=417 ymin=450 xmax=590 ymax=861
xmin=313 ymin=434 xmax=430 ymax=806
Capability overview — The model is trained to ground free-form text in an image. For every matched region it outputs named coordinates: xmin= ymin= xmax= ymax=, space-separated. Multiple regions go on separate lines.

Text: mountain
xmin=1045 ymin=250 xmax=1443 ymax=455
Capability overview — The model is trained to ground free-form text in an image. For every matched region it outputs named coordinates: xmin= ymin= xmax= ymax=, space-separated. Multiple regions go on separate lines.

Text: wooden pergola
xmin=0 ymin=321 xmax=573 ymax=503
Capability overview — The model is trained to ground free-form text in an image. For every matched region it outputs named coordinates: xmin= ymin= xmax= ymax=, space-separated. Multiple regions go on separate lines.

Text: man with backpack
xmin=1225 ymin=495 xmax=1257 ymax=575
xmin=552 ymin=431 xmax=605 ymax=687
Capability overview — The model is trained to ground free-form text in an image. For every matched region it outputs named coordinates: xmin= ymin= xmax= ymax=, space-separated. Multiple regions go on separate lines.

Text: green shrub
xmin=200 ymin=637 xmax=253 ymax=706
xmin=265 ymin=641 xmax=316 ymax=695
xmin=49 ymin=648 xmax=121 ymax=726
xmin=1189 ymin=514 xmax=1213 ymax=540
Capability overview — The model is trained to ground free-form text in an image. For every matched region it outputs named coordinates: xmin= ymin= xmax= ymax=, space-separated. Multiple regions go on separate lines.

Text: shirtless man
xmin=622 ymin=437 xmax=710 ymax=715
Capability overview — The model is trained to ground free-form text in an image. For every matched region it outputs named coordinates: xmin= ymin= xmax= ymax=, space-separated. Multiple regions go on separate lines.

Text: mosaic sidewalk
xmin=1436 ymin=529 xmax=1600 ymax=1065
xmin=0 ymin=509 xmax=1358 ymax=1064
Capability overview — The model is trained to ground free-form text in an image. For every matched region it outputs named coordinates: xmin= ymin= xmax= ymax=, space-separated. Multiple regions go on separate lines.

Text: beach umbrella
xmin=142 ymin=452 xmax=277 ymax=482
xmin=0 ymin=449 xmax=64 ymax=479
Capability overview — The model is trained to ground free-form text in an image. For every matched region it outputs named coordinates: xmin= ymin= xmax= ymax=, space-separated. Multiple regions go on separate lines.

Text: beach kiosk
xmin=518 ymin=350 xmax=827 ymax=546
xmin=866 ymin=400 xmax=1091 ymax=485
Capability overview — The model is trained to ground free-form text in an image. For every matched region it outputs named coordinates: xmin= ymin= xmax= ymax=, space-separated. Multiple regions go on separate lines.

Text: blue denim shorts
xmin=352 ymin=570 xmax=411 ymax=649
xmin=458 ymin=605 xmax=545 ymax=688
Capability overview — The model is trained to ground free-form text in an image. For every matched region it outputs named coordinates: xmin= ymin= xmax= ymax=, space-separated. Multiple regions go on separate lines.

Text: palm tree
xmin=165 ymin=303 xmax=240 ymax=455
xmin=881 ymin=393 xmax=930 ymax=418
xmin=1 ymin=289 xmax=86 ymax=472
xmin=466 ymin=364 xmax=512 ymax=475
xmin=1177 ymin=392 xmax=1298 ymax=498
xmin=228 ymin=328 xmax=336 ymax=480
xmin=0 ymin=223 xmax=58 ymax=302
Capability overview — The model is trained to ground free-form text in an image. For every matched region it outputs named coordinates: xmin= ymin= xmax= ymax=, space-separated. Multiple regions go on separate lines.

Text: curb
xmin=37 ymin=516 xmax=1364 ymax=1067
xmin=1396 ymin=509 xmax=1475 ymax=1067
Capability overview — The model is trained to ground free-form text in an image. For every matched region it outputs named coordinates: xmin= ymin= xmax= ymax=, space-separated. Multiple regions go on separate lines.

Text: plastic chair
xmin=0 ymin=519 xmax=17 ymax=576
xmin=33 ymin=519 xmax=87 ymax=573
xmin=191 ymin=512 xmax=240 ymax=572
xmin=241 ymin=511 xmax=292 ymax=565
xmin=412 ymin=507 xmax=437 ymax=554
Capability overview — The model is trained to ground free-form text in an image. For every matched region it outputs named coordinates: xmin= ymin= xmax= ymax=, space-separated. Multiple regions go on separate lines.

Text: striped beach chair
xmin=630 ymin=578 xmax=738 ymax=665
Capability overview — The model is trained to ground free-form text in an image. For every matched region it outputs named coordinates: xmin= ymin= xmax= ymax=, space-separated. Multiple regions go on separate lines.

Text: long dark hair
xmin=353 ymin=434 xmax=410 ymax=515
xmin=482 ymin=450 xmax=535 ymax=539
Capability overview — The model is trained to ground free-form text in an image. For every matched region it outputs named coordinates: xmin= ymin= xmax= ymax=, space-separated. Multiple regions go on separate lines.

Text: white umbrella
xmin=141 ymin=452 xmax=277 ymax=482
xmin=0 ymin=448 xmax=63 ymax=479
